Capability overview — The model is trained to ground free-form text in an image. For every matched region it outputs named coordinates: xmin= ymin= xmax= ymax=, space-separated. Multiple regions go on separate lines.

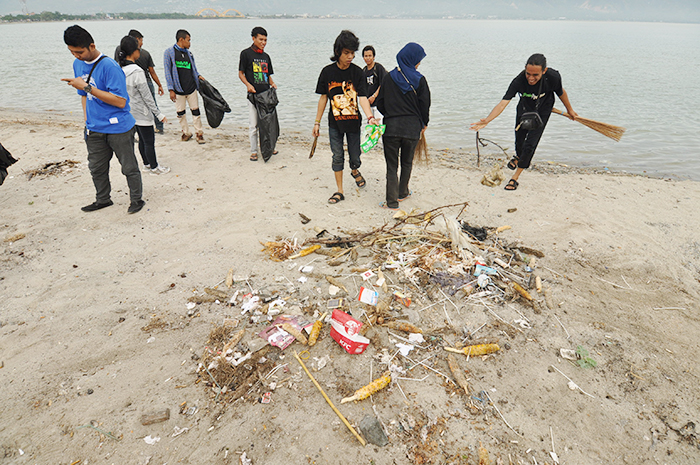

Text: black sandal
xmin=328 ymin=192 xmax=345 ymax=204
xmin=507 ymin=157 xmax=519 ymax=170
xmin=504 ymin=179 xmax=519 ymax=191
xmin=351 ymin=170 xmax=366 ymax=188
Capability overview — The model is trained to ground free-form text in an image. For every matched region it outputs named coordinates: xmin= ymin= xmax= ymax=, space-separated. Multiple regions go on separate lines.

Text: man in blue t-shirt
xmin=62 ymin=25 xmax=144 ymax=214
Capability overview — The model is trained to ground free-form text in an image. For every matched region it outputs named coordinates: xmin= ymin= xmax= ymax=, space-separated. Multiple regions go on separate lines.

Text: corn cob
xmin=280 ymin=323 xmax=308 ymax=345
xmin=383 ymin=320 xmax=423 ymax=334
xmin=326 ymin=276 xmax=349 ymax=293
xmin=341 ymin=371 xmax=392 ymax=403
xmin=447 ymin=354 xmax=470 ymax=395
xmin=535 ymin=275 xmax=542 ymax=293
xmin=511 ymin=282 xmax=533 ymax=301
xmin=290 ymin=244 xmax=321 ymax=259
xmin=308 ymin=313 xmax=327 ymax=347
xmin=444 ymin=344 xmax=500 ymax=357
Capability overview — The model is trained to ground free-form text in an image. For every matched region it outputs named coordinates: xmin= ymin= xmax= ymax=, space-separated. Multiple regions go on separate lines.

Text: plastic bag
xmin=199 ymin=78 xmax=231 ymax=128
xmin=360 ymin=124 xmax=386 ymax=153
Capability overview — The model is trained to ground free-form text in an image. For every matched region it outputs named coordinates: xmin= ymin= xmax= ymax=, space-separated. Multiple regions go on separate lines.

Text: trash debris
xmin=447 ymin=354 xmax=470 ymax=395
xmin=480 ymin=162 xmax=505 ymax=187
xmin=358 ymin=287 xmax=378 ymax=305
xmin=308 ymin=312 xmax=327 ymax=347
xmin=143 ymin=435 xmax=160 ymax=445
xmin=172 ymin=426 xmax=189 ymax=437
xmin=444 ymin=344 xmax=500 ymax=357
xmin=392 ymin=291 xmax=411 ymax=307
xmin=140 ymin=409 xmax=170 ymax=426
xmin=330 ymin=309 xmax=370 ymax=354
xmin=341 ymin=371 xmax=392 ymax=403
xmin=359 ymin=414 xmax=389 ymax=446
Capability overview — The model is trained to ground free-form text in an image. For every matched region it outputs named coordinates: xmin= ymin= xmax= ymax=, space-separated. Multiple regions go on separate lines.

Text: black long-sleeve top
xmin=376 ymin=74 xmax=430 ymax=140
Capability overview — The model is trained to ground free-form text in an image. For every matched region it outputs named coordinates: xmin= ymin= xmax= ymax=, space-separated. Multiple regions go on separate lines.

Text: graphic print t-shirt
xmin=363 ymin=62 xmax=387 ymax=100
xmin=315 ymin=63 xmax=367 ymax=133
xmin=503 ymin=68 xmax=563 ymax=117
xmin=239 ymin=47 xmax=274 ymax=94
xmin=174 ymin=47 xmax=196 ymax=95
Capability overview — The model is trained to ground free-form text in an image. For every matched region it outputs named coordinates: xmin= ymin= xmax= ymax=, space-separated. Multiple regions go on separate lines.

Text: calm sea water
xmin=2 ymin=19 xmax=699 ymax=179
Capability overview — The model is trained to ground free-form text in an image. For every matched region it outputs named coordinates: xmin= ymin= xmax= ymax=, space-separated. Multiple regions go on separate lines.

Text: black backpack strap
xmin=86 ymin=55 xmax=107 ymax=85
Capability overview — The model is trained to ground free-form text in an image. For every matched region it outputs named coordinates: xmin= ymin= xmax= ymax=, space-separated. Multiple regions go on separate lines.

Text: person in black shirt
xmin=239 ymin=26 xmax=277 ymax=162
xmin=376 ymin=42 xmax=431 ymax=210
xmin=471 ymin=54 xmax=578 ymax=191
xmin=164 ymin=30 xmax=206 ymax=144
xmin=313 ymin=30 xmax=378 ymax=204
xmin=362 ymin=45 xmax=388 ymax=124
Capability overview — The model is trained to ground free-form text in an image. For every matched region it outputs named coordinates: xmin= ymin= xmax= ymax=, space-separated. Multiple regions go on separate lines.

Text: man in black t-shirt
xmin=362 ymin=45 xmax=388 ymax=124
xmin=312 ymin=30 xmax=378 ymax=205
xmin=471 ymin=54 xmax=578 ymax=191
xmin=239 ymin=26 xmax=277 ymax=162
xmin=164 ymin=29 xmax=206 ymax=144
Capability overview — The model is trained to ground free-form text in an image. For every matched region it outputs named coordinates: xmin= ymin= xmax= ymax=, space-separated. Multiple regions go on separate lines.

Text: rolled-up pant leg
xmin=187 ymin=91 xmax=203 ymax=135
xmin=175 ymin=94 xmax=190 ymax=135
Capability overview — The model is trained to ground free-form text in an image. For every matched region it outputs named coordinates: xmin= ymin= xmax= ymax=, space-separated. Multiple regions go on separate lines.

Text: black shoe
xmin=127 ymin=200 xmax=145 ymax=214
xmin=81 ymin=200 xmax=113 ymax=212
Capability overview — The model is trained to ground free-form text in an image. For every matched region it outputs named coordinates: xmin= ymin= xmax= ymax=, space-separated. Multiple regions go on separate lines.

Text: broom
xmin=552 ymin=108 xmax=626 ymax=142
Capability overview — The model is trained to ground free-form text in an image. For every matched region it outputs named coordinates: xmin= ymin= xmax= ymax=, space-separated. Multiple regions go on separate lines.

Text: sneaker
xmin=181 ymin=133 xmax=192 ymax=142
xmin=141 ymin=165 xmax=152 ymax=173
xmin=81 ymin=200 xmax=114 ymax=212
xmin=196 ymin=133 xmax=205 ymax=144
xmin=150 ymin=165 xmax=171 ymax=175
xmin=127 ymin=199 xmax=146 ymax=214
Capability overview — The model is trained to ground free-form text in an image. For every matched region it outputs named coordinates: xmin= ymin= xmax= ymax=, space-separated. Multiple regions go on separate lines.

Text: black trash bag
xmin=199 ymin=78 xmax=231 ymax=129
xmin=0 ymin=142 xmax=18 ymax=186
xmin=248 ymin=88 xmax=280 ymax=162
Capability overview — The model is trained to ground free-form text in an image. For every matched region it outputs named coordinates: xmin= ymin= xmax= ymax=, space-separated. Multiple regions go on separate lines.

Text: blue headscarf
xmin=389 ymin=42 xmax=426 ymax=94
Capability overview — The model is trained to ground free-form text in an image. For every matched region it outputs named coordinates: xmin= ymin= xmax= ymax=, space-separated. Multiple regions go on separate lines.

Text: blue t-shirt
xmin=73 ymin=55 xmax=135 ymax=134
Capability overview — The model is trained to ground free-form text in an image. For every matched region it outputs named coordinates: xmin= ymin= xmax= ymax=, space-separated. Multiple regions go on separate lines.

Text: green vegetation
xmin=1 ymin=11 xmax=196 ymax=22
xmin=575 ymin=345 xmax=598 ymax=369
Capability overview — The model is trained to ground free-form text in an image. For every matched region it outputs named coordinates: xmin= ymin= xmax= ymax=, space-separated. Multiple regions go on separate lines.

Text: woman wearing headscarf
xmin=118 ymin=35 xmax=169 ymax=174
xmin=375 ymin=42 xmax=430 ymax=210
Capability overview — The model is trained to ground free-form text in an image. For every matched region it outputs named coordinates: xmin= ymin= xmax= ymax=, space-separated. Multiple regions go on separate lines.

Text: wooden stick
xmin=294 ymin=351 xmax=366 ymax=446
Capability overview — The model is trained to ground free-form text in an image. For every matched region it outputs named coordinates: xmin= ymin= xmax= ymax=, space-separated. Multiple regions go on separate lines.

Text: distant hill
xmin=2 ymin=0 xmax=699 ymax=23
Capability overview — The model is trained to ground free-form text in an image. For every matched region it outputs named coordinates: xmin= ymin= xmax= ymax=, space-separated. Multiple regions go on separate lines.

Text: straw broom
xmin=552 ymin=108 xmax=626 ymax=142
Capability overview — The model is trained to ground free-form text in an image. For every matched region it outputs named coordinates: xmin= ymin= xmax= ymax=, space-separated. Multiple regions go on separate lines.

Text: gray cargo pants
xmin=85 ymin=127 xmax=142 ymax=204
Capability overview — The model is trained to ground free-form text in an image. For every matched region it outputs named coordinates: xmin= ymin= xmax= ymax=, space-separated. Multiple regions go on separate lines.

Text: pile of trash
xmin=188 ymin=202 xmax=569 ymax=457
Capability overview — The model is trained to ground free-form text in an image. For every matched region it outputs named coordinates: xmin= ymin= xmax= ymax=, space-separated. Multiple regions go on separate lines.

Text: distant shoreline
xmin=1 ymin=12 xmax=699 ymax=24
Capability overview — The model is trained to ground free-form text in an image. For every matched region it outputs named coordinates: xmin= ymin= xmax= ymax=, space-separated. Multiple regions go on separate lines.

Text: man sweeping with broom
xmin=470 ymin=54 xmax=577 ymax=191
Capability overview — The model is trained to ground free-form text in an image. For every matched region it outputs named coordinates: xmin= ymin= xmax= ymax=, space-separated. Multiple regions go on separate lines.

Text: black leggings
xmin=135 ymin=125 xmax=158 ymax=169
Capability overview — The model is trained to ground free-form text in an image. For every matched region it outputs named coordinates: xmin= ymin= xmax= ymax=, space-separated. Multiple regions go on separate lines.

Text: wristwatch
xmin=84 ymin=84 xmax=93 ymax=94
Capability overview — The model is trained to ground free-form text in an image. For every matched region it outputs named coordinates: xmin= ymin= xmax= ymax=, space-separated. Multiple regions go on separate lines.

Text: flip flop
xmin=398 ymin=190 xmax=412 ymax=201
xmin=250 ymin=153 xmax=258 ymax=162
xmin=507 ymin=157 xmax=519 ymax=170
xmin=351 ymin=170 xmax=366 ymax=188
xmin=328 ymin=192 xmax=345 ymax=204
xmin=379 ymin=201 xmax=399 ymax=211
xmin=504 ymin=179 xmax=519 ymax=191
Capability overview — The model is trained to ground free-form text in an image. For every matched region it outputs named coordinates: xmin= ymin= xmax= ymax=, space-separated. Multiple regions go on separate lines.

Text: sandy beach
xmin=1 ymin=110 xmax=699 ymax=464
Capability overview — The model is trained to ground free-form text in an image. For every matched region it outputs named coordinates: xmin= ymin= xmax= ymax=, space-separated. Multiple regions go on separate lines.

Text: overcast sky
xmin=2 ymin=0 xmax=699 ymax=23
